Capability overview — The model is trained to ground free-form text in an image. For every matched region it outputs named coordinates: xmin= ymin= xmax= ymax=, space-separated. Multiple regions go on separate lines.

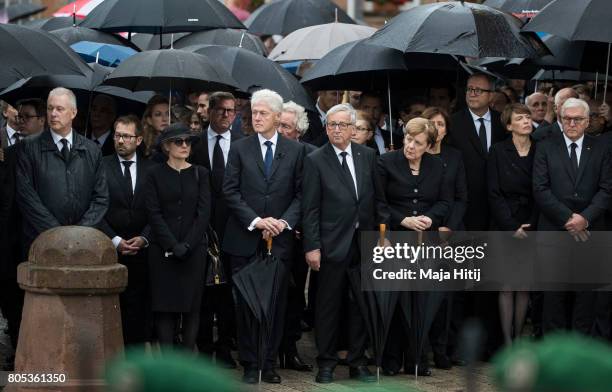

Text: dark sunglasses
xmin=171 ymin=138 xmax=193 ymax=147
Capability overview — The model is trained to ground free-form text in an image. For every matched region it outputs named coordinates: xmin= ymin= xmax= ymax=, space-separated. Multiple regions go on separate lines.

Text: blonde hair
xmin=404 ymin=117 xmax=437 ymax=146
xmin=141 ymin=95 xmax=169 ymax=157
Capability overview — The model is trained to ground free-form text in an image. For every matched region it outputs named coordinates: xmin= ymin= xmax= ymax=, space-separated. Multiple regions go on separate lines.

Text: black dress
xmin=145 ymin=163 xmax=211 ymax=313
xmin=435 ymin=144 xmax=468 ymax=230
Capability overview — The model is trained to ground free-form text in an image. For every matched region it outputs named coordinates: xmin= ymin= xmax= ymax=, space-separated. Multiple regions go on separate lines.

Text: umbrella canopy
xmin=71 ymin=41 xmax=138 ymax=67
xmin=533 ymin=70 xmax=599 ymax=82
xmin=246 ymin=0 xmax=356 ymax=36
xmin=183 ymin=44 xmax=314 ymax=111
xmin=0 ymin=24 xmax=91 ymax=89
xmin=367 ymin=1 xmax=548 ymax=59
xmin=24 ymin=16 xmax=83 ymax=31
xmin=80 ymin=0 xmax=245 ymax=34
xmin=129 ymin=33 xmax=189 ymax=51
xmin=268 ymin=22 xmax=376 ymax=62
xmin=54 ymin=0 xmax=105 ymax=18
xmin=7 ymin=2 xmax=46 ymax=22
xmin=173 ymin=29 xmax=267 ymax=56
xmin=50 ymin=26 xmax=140 ymax=50
xmin=483 ymin=0 xmax=553 ymax=20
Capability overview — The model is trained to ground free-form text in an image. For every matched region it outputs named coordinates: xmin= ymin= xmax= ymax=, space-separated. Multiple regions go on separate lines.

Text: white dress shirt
xmin=563 ymin=133 xmax=584 ymax=165
xmin=50 ymin=129 xmax=73 ymax=151
xmin=373 ymin=128 xmax=386 ymax=155
xmin=316 ymin=101 xmax=327 ymax=125
xmin=6 ymin=125 xmax=19 ymax=146
xmin=92 ymin=130 xmax=111 ymax=147
xmin=469 ymin=109 xmax=492 ymax=151
xmin=332 ymin=143 xmax=358 ymax=198
xmin=206 ymin=126 xmax=231 ymax=167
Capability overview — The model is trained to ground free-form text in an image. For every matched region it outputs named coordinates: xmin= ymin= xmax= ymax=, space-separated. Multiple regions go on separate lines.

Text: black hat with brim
xmin=157 ymin=123 xmax=200 ymax=146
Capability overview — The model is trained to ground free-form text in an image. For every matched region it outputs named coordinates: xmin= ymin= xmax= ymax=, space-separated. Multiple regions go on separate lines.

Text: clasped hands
xmin=565 ymin=213 xmax=590 ymax=242
xmin=117 ymin=236 xmax=147 ymax=256
xmin=256 ymin=217 xmax=287 ymax=240
xmin=401 ymin=215 xmax=432 ymax=231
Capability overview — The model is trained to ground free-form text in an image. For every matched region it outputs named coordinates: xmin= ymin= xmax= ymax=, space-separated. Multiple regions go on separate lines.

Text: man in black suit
xmin=223 ymin=89 xmax=304 ymax=384
xmin=359 ymin=91 xmax=403 ymax=154
xmin=88 ymin=94 xmax=117 ymax=156
xmin=302 ymin=90 xmax=339 ymax=146
xmin=303 ymin=103 xmax=389 ymax=384
xmin=533 ymin=98 xmax=612 ymax=336
xmin=98 ymin=114 xmax=155 ymax=346
xmin=526 ymin=92 xmax=551 ymax=130
xmin=532 ymin=87 xmax=578 ymax=142
xmin=1 ymin=100 xmax=20 ymax=151
xmin=190 ymin=91 xmax=241 ymax=368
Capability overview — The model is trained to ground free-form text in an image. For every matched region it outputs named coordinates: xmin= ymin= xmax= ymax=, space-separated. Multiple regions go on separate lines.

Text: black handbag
xmin=204 ymin=226 xmax=226 ymax=286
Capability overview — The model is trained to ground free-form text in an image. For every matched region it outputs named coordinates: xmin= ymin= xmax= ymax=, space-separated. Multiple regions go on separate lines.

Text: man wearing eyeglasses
xmin=0 ymin=100 xmax=20 ymax=151
xmin=533 ymin=97 xmax=612 ymax=338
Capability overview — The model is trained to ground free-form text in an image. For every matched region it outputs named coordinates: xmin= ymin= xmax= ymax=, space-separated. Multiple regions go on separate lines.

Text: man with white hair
xmin=302 ymin=103 xmax=389 ymax=384
xmin=526 ymin=91 xmax=550 ymax=129
xmin=223 ymin=89 xmax=305 ymax=384
xmin=16 ymin=87 xmax=108 ymax=252
xmin=279 ymin=101 xmax=310 ymax=142
xmin=532 ymin=87 xmax=579 ymax=141
xmin=533 ymin=97 xmax=612 ymax=337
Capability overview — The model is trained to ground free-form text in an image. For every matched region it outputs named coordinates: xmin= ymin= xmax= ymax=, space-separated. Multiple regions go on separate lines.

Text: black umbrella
xmin=245 ymin=0 xmax=355 ymax=36
xmin=533 ymin=70 xmax=599 ymax=82
xmin=483 ymin=0 xmax=553 ymax=20
xmin=7 ymin=2 xmax=46 ymax=22
xmin=0 ymin=24 xmax=91 ymax=89
xmin=80 ymin=0 xmax=245 ymax=34
xmin=23 ymin=16 xmax=83 ymax=31
xmin=232 ymin=239 xmax=284 ymax=383
xmin=367 ymin=1 xmax=548 ymax=59
xmin=49 ymin=26 xmax=141 ymax=51
xmin=173 ymin=29 xmax=267 ymax=56
xmin=182 ymin=44 xmax=314 ymax=111
xmin=129 ymin=33 xmax=189 ymax=51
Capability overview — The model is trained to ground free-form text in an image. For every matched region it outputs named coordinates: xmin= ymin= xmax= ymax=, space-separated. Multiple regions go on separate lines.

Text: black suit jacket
xmin=487 ymin=138 xmax=538 ymax=231
xmin=302 ymin=111 xmax=327 ymax=147
xmin=87 ymin=130 xmax=116 ymax=156
xmin=302 ymin=142 xmax=389 ymax=263
xmin=449 ymin=108 xmax=506 ymax=230
xmin=377 ymin=150 xmax=451 ymax=230
xmin=222 ymin=134 xmax=304 ymax=262
xmin=437 ymin=145 xmax=468 ymax=230
xmin=98 ymin=154 xmax=155 ymax=246
xmin=0 ymin=144 xmax=24 ymax=271
xmin=532 ymin=121 xmax=562 ymax=142
xmin=533 ymin=134 xmax=612 ymax=230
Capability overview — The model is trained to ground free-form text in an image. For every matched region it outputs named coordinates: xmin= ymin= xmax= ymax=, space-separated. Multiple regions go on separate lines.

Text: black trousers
xmin=429 ymin=292 xmax=453 ymax=357
xmin=0 ymin=244 xmax=24 ymax=350
xmin=542 ymin=291 xmax=598 ymax=336
xmin=119 ymin=255 xmax=151 ymax=346
xmin=315 ymin=237 xmax=368 ymax=369
xmin=231 ymin=254 xmax=289 ymax=370
xmin=280 ymin=241 xmax=309 ymax=355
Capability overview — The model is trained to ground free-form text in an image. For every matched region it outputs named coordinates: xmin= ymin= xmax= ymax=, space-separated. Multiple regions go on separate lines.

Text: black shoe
xmin=315 ymin=367 xmax=334 ymax=383
xmin=242 ymin=368 xmax=258 ymax=384
xmin=349 ymin=366 xmax=376 ymax=383
xmin=433 ymin=353 xmax=453 ymax=370
xmin=216 ymin=350 xmax=237 ymax=369
xmin=280 ymin=353 xmax=313 ymax=372
xmin=405 ymin=364 xmax=433 ymax=377
xmin=451 ymin=356 xmax=467 ymax=366
xmin=262 ymin=368 xmax=281 ymax=384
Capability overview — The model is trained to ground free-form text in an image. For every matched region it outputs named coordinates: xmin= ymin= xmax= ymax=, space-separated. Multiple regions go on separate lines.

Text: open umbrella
xmin=24 ymin=16 xmax=83 ymax=31
xmin=54 ymin=0 xmax=105 ymax=18
xmin=6 ymin=2 xmax=46 ymax=22
xmin=50 ymin=26 xmax=140 ymax=51
xmin=367 ymin=1 xmax=548 ymax=59
xmin=268 ymin=22 xmax=376 ymax=62
xmin=129 ymin=33 xmax=189 ymax=51
xmin=71 ymin=41 xmax=138 ymax=67
xmin=173 ymin=29 xmax=267 ymax=56
xmin=182 ymin=44 xmax=314 ymax=111
xmin=232 ymin=239 xmax=284 ymax=383
xmin=245 ymin=0 xmax=356 ymax=36
xmin=483 ymin=0 xmax=553 ymax=20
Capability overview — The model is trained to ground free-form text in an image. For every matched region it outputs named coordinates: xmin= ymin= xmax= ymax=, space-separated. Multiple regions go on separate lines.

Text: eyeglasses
xmin=466 ymin=87 xmax=492 ymax=96
xmin=17 ymin=114 xmax=41 ymax=121
xmin=214 ymin=108 xmax=236 ymax=116
xmin=355 ymin=126 xmax=372 ymax=133
xmin=327 ymin=122 xmax=352 ymax=131
xmin=561 ymin=116 xmax=587 ymax=125
xmin=279 ymin=123 xmax=294 ymax=131
xmin=171 ymin=138 xmax=193 ymax=147
xmin=113 ymin=133 xmax=138 ymax=141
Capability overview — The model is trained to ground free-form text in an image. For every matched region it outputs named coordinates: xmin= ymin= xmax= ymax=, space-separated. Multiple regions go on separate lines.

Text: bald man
xmin=532 ymin=88 xmax=579 ymax=142
xmin=526 ymin=92 xmax=550 ymax=129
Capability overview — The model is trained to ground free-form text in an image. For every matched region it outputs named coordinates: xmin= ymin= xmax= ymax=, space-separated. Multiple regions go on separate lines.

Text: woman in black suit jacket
xmin=487 ymin=103 xmax=537 ymax=346
xmin=145 ymin=123 xmax=211 ymax=350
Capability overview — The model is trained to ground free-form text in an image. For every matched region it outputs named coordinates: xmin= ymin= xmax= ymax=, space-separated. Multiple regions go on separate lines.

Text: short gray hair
xmin=561 ymin=98 xmax=590 ymax=118
xmin=48 ymin=87 xmax=77 ymax=109
xmin=326 ymin=103 xmax=356 ymax=124
xmin=525 ymin=92 xmax=545 ymax=107
xmin=251 ymin=89 xmax=283 ymax=113
xmin=282 ymin=101 xmax=309 ymax=135
xmin=554 ymin=87 xmax=578 ymax=108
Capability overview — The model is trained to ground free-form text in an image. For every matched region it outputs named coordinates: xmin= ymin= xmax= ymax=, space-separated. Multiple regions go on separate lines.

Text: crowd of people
xmin=0 ymin=71 xmax=611 ymax=385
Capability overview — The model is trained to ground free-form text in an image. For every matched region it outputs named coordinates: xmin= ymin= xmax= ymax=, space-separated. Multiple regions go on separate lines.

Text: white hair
xmin=554 ymin=88 xmax=578 ymax=108
xmin=251 ymin=89 xmax=283 ymax=113
xmin=282 ymin=101 xmax=309 ymax=135
xmin=525 ymin=92 xmax=545 ymax=107
xmin=326 ymin=103 xmax=356 ymax=124
xmin=48 ymin=87 xmax=77 ymax=110
xmin=560 ymin=98 xmax=590 ymax=118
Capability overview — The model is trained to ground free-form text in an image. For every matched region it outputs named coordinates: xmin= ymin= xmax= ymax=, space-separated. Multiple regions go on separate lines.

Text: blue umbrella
xmin=71 ymin=41 xmax=137 ymax=67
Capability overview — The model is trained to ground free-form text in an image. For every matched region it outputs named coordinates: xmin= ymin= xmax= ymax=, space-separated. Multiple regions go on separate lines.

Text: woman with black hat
xmin=145 ymin=123 xmax=211 ymax=351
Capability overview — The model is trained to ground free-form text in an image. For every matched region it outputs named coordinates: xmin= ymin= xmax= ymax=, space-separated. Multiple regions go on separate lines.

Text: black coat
xmin=377 ymin=150 xmax=451 ymax=230
xmin=145 ymin=163 xmax=211 ymax=312
xmin=0 ymin=144 xmax=23 ymax=278
xmin=532 ymin=121 xmax=562 ymax=142
xmin=487 ymin=138 xmax=538 ymax=231
xmin=436 ymin=144 xmax=468 ymax=230
xmin=16 ymin=130 xmax=109 ymax=249
xmin=222 ymin=134 xmax=304 ymax=262
xmin=301 ymin=110 xmax=327 ymax=147
xmin=533 ymin=134 xmax=612 ymax=230
xmin=449 ymin=109 xmax=506 ymax=230
xmin=302 ymin=142 xmax=389 ymax=263
xmin=87 ymin=130 xmax=116 ymax=156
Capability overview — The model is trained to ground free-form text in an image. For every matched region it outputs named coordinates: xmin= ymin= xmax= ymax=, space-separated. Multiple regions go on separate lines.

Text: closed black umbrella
xmin=173 ymin=29 xmax=267 ymax=56
xmin=7 ymin=2 xmax=46 ymax=22
xmin=367 ymin=1 xmax=548 ymax=59
xmin=182 ymin=44 xmax=314 ymax=111
xmin=50 ymin=26 xmax=140 ymax=51
xmin=245 ymin=0 xmax=355 ymax=36
xmin=483 ymin=0 xmax=553 ymax=20
xmin=80 ymin=0 xmax=245 ymax=34
xmin=23 ymin=16 xmax=83 ymax=31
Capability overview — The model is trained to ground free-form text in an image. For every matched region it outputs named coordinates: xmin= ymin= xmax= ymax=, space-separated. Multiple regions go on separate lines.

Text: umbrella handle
xmin=266 ymin=237 xmax=272 ymax=255
xmin=379 ymin=223 xmax=386 ymax=246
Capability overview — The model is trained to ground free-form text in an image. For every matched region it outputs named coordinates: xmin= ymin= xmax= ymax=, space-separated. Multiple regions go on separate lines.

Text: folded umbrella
xmin=71 ymin=41 xmax=138 ymax=67
xmin=173 ymin=29 xmax=267 ymax=56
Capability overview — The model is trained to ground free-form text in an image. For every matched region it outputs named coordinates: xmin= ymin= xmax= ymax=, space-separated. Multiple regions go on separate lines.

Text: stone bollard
xmin=6 ymin=226 xmax=127 ymax=392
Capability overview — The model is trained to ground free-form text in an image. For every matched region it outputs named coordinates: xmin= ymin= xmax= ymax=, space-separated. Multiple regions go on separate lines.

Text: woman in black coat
xmin=145 ymin=123 xmax=211 ymax=350
xmin=487 ymin=103 xmax=537 ymax=346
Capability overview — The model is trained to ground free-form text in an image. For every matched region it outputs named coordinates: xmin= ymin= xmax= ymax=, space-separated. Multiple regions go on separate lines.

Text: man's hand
xmin=305 ymin=249 xmax=321 ymax=271
xmin=126 ymin=236 xmax=146 ymax=250
xmin=118 ymin=239 xmax=139 ymax=255
xmin=255 ymin=217 xmax=285 ymax=236
xmin=416 ymin=216 xmax=432 ymax=230
xmin=401 ymin=216 xmax=428 ymax=231
xmin=564 ymin=213 xmax=588 ymax=234
xmin=513 ymin=223 xmax=531 ymax=239
xmin=600 ymin=103 xmax=610 ymax=122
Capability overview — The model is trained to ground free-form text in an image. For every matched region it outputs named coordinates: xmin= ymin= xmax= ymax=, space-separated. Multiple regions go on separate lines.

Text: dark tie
xmin=264 ymin=140 xmax=273 ymax=178
xmin=60 ymin=138 xmax=70 ymax=162
xmin=478 ymin=118 xmax=488 ymax=152
xmin=94 ymin=139 xmax=101 ymax=146
xmin=122 ymin=160 xmax=134 ymax=199
xmin=12 ymin=133 xmax=22 ymax=144
xmin=570 ymin=142 xmax=579 ymax=176
xmin=212 ymin=134 xmax=225 ymax=191
xmin=340 ymin=151 xmax=357 ymax=197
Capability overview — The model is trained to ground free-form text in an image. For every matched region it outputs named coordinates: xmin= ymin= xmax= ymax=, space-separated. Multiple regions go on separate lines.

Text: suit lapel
xmin=555 ymin=137 xmax=576 ymax=183
xmin=269 ymin=134 xmax=285 ymax=179
xmin=352 ymin=143 xmax=364 ymax=199
xmin=323 ymin=144 xmax=357 ymax=201
xmin=575 ymin=137 xmax=592 ymax=186
xmin=251 ymin=135 xmax=266 ymax=177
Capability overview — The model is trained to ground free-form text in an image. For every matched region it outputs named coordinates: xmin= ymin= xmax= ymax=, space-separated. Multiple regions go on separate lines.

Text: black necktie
xmin=60 ymin=138 xmax=70 ymax=162
xmin=264 ymin=140 xmax=273 ymax=178
xmin=122 ymin=160 xmax=134 ymax=199
xmin=12 ymin=133 xmax=21 ymax=144
xmin=212 ymin=134 xmax=225 ymax=191
xmin=340 ymin=151 xmax=357 ymax=197
xmin=478 ymin=118 xmax=488 ymax=152
xmin=570 ymin=142 xmax=578 ymax=176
